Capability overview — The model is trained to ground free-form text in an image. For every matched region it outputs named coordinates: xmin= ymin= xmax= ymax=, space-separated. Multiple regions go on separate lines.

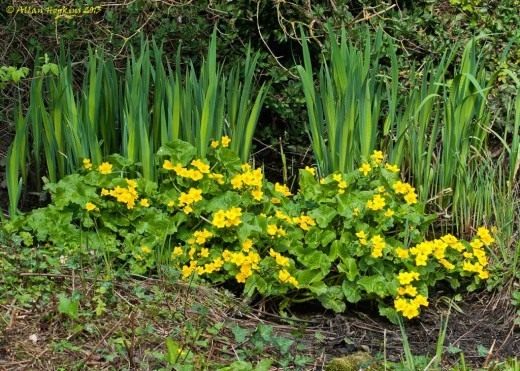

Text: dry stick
xmin=256 ymin=0 xmax=298 ymax=79
xmin=353 ymin=4 xmax=396 ymax=24
xmin=483 ymin=338 xmax=496 ymax=368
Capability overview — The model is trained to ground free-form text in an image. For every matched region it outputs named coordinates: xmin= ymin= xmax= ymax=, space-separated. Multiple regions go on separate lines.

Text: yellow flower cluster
xmin=293 ymin=214 xmax=316 ymax=231
xmin=269 ymin=248 xmax=290 ymax=267
xmin=274 ymin=182 xmax=292 ymax=197
xmin=394 ymin=294 xmax=428 ymax=319
xmin=392 ymin=181 xmax=418 ymax=205
xmin=461 ymin=231 xmax=492 ymax=279
xmin=332 ymin=173 xmax=348 ymax=194
xmin=178 ymin=188 xmax=203 ymax=214
xmin=211 ymin=136 xmax=231 ymax=149
xmin=366 ymin=194 xmax=386 ymax=211
xmin=230 ymin=164 xmax=264 ymax=201
xmin=222 ymin=249 xmax=261 ymax=283
xmin=163 ymin=160 xmax=204 ymax=181
xmin=278 ymin=269 xmax=299 ymax=287
xmin=192 ymin=229 xmax=213 ymax=245
xmin=384 ymin=163 xmax=400 ymax=173
xmin=394 ymin=271 xmax=426 ymax=318
xmin=356 ymin=230 xmax=368 ymax=245
xmin=101 ymin=179 xmax=139 ymax=209
xmin=267 ymin=223 xmax=287 ymax=238
xmin=212 ymin=207 xmax=242 ymax=228
xmin=181 ymin=257 xmax=225 ymax=278
xmin=370 ymin=150 xmax=384 ymax=164
xmin=83 ymin=158 xmax=93 ymax=170
xmin=370 ymin=235 xmax=385 ymax=258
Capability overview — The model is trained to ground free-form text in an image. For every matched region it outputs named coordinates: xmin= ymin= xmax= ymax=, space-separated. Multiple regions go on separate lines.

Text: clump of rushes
xmin=3 ymin=139 xmax=495 ymax=322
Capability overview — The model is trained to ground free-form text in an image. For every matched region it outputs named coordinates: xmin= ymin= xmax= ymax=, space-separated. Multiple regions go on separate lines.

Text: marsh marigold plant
xmin=4 ymin=141 xmax=495 ymax=322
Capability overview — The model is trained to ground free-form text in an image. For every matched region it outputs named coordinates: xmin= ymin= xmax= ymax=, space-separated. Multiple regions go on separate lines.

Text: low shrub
xmin=3 ymin=138 xmax=495 ymax=321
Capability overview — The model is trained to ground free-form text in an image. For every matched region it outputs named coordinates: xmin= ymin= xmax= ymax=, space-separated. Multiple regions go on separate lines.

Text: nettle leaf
xmin=308 ymin=205 xmax=337 ymax=228
xmin=157 ymin=140 xmax=197 ymax=166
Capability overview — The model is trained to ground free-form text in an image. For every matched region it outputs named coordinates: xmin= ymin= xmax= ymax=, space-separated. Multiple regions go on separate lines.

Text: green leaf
xmin=308 ymin=205 xmax=337 ymax=228
xmin=342 ymin=281 xmax=361 ymax=303
xmin=297 ymin=250 xmax=331 ymax=274
xmin=157 ymin=139 xmax=197 ymax=166
xmin=231 ymin=325 xmax=251 ymax=343
xmin=318 ymin=286 xmax=346 ymax=313
xmin=338 ymin=258 xmax=359 ymax=281
xmin=58 ymin=294 xmax=79 ymax=320
xmin=358 ymin=275 xmax=390 ymax=297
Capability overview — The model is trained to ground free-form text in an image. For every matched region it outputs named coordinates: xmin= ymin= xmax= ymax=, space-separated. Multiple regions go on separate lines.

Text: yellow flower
xmin=397 ymin=285 xmax=417 ymax=297
xmin=278 ymin=269 xmax=298 ymax=287
xmin=392 ymin=181 xmax=412 ymax=194
xmin=98 ymin=162 xmax=113 ymax=174
xmin=101 ymin=188 xmax=110 ymax=196
xmin=274 ymin=183 xmax=292 ymax=197
xmin=85 ymin=202 xmax=97 ymax=212
xmin=267 ymin=224 xmax=279 ymax=236
xmin=470 ymin=238 xmax=484 ymax=250
xmin=293 ymin=214 xmax=316 ymax=231
xmin=270 ymin=249 xmax=290 ymax=267
xmin=191 ymin=159 xmax=210 ymax=174
xmin=304 ymin=166 xmax=316 ymax=176
xmin=385 ymin=163 xmax=400 ymax=173
xmin=404 ymin=191 xmax=418 ymax=205
xmin=193 ymin=229 xmax=213 ymax=245
xmin=83 ymin=158 xmax=93 ymax=170
xmin=395 ymin=247 xmax=409 ymax=259
xmin=221 ymin=136 xmax=231 ymax=147
xmin=476 ymin=227 xmax=495 ymax=245
xmin=208 ymin=173 xmax=225 ymax=184
xmin=199 ymin=248 xmax=210 ymax=258
xmin=397 ymin=271 xmax=420 ymax=285
xmin=172 ymin=246 xmax=183 ymax=257
xmin=271 ymin=197 xmax=281 ymax=204
xmin=140 ymin=198 xmax=150 ymax=207
xmin=384 ymin=209 xmax=394 ymax=217
xmin=163 ymin=160 xmax=176 ymax=170
xmin=141 ymin=245 xmax=152 ymax=254
xmin=356 ymin=230 xmax=368 ymax=245
xmin=251 ymin=188 xmax=263 ymax=201
xmin=242 ymin=239 xmax=253 ymax=252
xmin=366 ymin=194 xmax=386 ymax=211
xmin=413 ymin=294 xmax=429 ymax=307
xmin=370 ymin=150 xmax=384 ymax=164
xmin=211 ymin=140 xmax=220 ymax=149
xmin=359 ymin=163 xmax=372 ymax=176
